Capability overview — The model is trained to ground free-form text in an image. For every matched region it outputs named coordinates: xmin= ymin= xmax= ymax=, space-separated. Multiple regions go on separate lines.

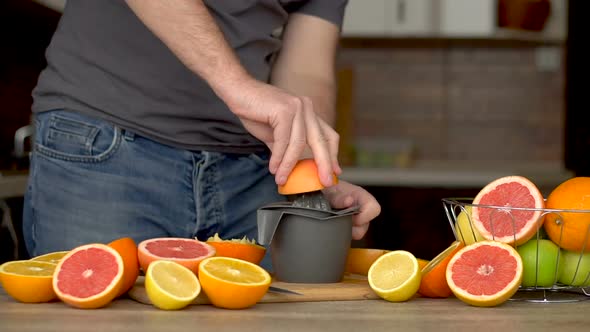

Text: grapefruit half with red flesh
xmin=472 ymin=176 xmax=545 ymax=246
xmin=53 ymin=243 xmax=124 ymax=309
xmin=446 ymin=241 xmax=523 ymax=307
xmin=138 ymin=238 xmax=216 ymax=275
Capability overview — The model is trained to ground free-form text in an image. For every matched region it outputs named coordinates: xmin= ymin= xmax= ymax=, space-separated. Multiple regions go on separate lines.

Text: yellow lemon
xmin=368 ymin=250 xmax=421 ymax=302
xmin=145 ymin=260 xmax=201 ymax=310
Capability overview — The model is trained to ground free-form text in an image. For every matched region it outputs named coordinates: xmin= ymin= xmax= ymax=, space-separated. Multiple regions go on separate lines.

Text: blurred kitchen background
xmin=1 ymin=0 xmax=587 ymax=263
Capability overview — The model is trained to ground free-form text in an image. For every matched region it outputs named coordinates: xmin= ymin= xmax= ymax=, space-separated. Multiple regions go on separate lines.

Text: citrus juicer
xmin=257 ymin=188 xmax=359 ymax=283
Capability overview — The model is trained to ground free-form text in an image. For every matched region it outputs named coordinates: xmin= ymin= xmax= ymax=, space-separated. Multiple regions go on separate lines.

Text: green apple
xmin=517 ymin=239 xmax=563 ymax=287
xmin=454 ymin=206 xmax=484 ymax=245
xmin=558 ymin=249 xmax=590 ymax=287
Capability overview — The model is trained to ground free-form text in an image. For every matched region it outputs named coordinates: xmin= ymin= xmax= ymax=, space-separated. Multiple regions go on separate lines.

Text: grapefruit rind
xmin=138 ymin=237 xmax=216 ymax=275
xmin=367 ymin=250 xmax=421 ymax=302
xmin=472 ymin=176 xmax=545 ymax=246
xmin=53 ymin=244 xmax=124 ymax=309
xmin=446 ymin=241 xmax=523 ymax=307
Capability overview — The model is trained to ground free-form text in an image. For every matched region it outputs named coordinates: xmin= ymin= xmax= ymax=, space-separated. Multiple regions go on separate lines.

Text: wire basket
xmin=442 ymin=197 xmax=590 ymax=303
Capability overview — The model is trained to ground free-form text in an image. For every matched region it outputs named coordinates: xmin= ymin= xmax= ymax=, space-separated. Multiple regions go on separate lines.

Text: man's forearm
xmin=269 ymin=14 xmax=340 ymax=127
xmin=125 ymin=0 xmax=248 ymax=99
xmin=270 ymin=73 xmax=337 ymax=126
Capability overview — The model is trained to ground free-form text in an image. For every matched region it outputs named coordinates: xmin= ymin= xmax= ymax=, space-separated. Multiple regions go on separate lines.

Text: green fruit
xmin=517 ymin=239 xmax=563 ymax=287
xmin=454 ymin=206 xmax=484 ymax=245
xmin=558 ymin=249 xmax=590 ymax=287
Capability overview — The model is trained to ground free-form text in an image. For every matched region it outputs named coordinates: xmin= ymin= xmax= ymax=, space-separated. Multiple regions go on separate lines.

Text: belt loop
xmin=122 ymin=128 xmax=135 ymax=141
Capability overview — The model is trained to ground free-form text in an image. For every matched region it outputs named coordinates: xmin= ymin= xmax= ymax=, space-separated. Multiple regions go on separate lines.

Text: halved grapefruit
xmin=138 ymin=238 xmax=216 ymax=275
xmin=53 ymin=243 xmax=124 ymax=309
xmin=472 ymin=176 xmax=545 ymax=246
xmin=446 ymin=241 xmax=523 ymax=307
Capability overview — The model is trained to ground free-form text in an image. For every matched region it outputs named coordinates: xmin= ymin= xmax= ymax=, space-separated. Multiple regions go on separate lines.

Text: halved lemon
xmin=368 ymin=250 xmax=421 ymax=302
xmin=145 ymin=260 xmax=201 ymax=310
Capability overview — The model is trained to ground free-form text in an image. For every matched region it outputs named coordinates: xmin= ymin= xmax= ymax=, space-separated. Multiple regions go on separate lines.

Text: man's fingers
xmin=274 ymin=102 xmax=306 ymax=185
xmin=318 ymin=119 xmax=341 ymax=175
xmin=301 ymin=98 xmax=334 ymax=187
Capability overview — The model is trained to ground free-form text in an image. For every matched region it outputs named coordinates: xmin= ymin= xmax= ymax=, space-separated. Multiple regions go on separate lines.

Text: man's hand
xmin=322 ymin=180 xmax=381 ymax=240
xmin=222 ymin=77 xmax=341 ymax=186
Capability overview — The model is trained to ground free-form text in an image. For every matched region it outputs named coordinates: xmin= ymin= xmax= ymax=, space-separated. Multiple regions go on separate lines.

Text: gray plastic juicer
xmin=257 ymin=201 xmax=359 ymax=283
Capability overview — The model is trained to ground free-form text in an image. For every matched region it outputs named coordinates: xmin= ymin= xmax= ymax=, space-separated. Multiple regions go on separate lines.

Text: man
xmin=24 ymin=0 xmax=381 ymax=267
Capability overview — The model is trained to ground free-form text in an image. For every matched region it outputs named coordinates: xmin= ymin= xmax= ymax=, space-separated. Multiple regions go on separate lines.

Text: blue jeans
xmin=23 ymin=110 xmax=285 ymax=270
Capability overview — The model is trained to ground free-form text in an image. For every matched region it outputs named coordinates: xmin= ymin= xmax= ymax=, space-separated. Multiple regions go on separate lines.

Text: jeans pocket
xmin=246 ymin=151 xmax=271 ymax=167
xmin=34 ymin=110 xmax=121 ymax=163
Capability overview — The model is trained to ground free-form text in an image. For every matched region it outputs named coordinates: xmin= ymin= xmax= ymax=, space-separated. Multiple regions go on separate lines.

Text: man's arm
xmin=124 ymin=0 xmax=247 ymax=97
xmin=270 ymin=13 xmax=341 ymax=126
xmin=124 ymin=0 xmax=341 ymax=186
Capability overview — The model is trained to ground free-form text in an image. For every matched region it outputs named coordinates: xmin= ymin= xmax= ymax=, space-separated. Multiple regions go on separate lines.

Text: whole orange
xmin=544 ymin=177 xmax=590 ymax=252
xmin=108 ymin=237 xmax=140 ymax=297
xmin=344 ymin=248 xmax=390 ymax=276
xmin=419 ymin=241 xmax=463 ymax=298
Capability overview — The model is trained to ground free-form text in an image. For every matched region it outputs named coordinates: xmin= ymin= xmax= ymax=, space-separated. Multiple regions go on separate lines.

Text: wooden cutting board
xmin=128 ymin=274 xmax=379 ymax=305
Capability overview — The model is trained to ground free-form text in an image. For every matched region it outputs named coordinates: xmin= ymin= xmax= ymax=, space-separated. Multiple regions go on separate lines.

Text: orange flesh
xmin=450 ymin=244 xmax=518 ymax=296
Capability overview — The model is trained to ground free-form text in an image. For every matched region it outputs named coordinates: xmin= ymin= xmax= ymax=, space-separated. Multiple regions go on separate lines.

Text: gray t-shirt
xmin=32 ymin=0 xmax=347 ymax=153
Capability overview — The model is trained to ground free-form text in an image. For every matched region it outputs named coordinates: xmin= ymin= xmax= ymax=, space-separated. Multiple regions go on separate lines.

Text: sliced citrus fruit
xmin=454 ymin=206 xmax=485 ymax=245
xmin=30 ymin=251 xmax=70 ymax=265
xmin=138 ymin=237 xmax=216 ymax=275
xmin=198 ymin=256 xmax=271 ymax=309
xmin=108 ymin=237 xmax=140 ymax=297
xmin=472 ymin=175 xmax=545 ymax=246
xmin=446 ymin=241 xmax=523 ymax=307
xmin=544 ymin=177 xmax=590 ymax=252
xmin=145 ymin=260 xmax=201 ymax=310
xmin=417 ymin=258 xmax=430 ymax=271
xmin=53 ymin=243 xmax=124 ymax=309
xmin=278 ymin=158 xmax=338 ymax=195
xmin=205 ymin=233 xmax=266 ymax=265
xmin=418 ymin=241 xmax=464 ymax=298
xmin=0 ymin=260 xmax=57 ymax=303
xmin=344 ymin=248 xmax=390 ymax=276
xmin=368 ymin=250 xmax=421 ymax=302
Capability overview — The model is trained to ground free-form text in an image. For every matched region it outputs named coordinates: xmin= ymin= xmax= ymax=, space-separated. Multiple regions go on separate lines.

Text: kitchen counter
xmin=1 ymin=287 xmax=590 ymax=332
xmin=340 ymin=161 xmax=574 ymax=189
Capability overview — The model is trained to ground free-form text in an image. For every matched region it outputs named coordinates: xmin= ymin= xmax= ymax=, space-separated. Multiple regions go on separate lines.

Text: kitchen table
xmin=2 ymin=287 xmax=589 ymax=332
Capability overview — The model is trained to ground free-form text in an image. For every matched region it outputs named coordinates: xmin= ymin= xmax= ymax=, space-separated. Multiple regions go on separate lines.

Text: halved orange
xmin=205 ymin=233 xmax=266 ymax=265
xmin=198 ymin=256 xmax=271 ymax=309
xmin=277 ymin=158 xmax=338 ymax=195
xmin=418 ymin=241 xmax=464 ymax=298
xmin=0 ymin=260 xmax=57 ymax=303
xmin=30 ymin=251 xmax=70 ymax=265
